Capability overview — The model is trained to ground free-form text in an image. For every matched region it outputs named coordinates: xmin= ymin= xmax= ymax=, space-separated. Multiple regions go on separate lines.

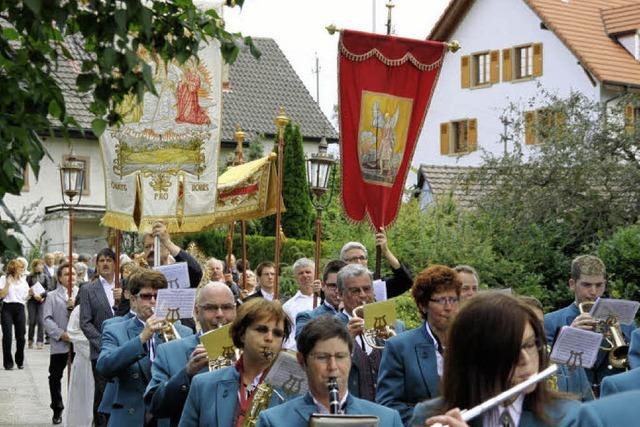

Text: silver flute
xmin=434 ymin=364 xmax=558 ymax=427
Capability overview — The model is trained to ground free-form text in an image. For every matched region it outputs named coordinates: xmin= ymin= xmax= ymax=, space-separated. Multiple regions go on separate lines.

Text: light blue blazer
xmin=375 ymin=323 xmax=440 ymax=425
xmin=629 ymin=327 xmax=640 ymax=369
xmin=600 ymin=366 xmax=640 ymax=397
xmin=411 ymin=397 xmax=579 ymax=427
xmin=257 ymin=392 xmax=403 ymax=427
xmin=561 ymin=390 xmax=640 ymax=427
xmin=295 ymin=303 xmax=337 ymax=339
xmin=96 ymin=315 xmax=192 ymax=427
xmin=556 ymin=365 xmax=594 ymax=401
xmin=145 ymin=333 xmax=205 ymax=426
xmin=178 ymin=366 xmax=286 ymax=427
xmin=98 ymin=312 xmax=135 ymax=414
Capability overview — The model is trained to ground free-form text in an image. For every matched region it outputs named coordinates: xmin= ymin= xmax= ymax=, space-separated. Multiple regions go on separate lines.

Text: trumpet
xmin=208 ymin=345 xmax=240 ymax=371
xmin=578 ymin=301 xmax=629 ymax=369
xmin=154 ymin=307 xmax=182 ymax=342
xmin=353 ymin=305 xmax=396 ymax=349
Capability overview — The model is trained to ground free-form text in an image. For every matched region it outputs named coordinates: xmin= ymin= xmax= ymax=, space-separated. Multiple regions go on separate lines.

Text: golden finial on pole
xmin=233 ymin=124 xmax=246 ymax=166
xmin=446 ymin=40 xmax=462 ymax=53
xmin=385 ymin=0 xmax=395 ymax=36
xmin=326 ymin=24 xmax=339 ymax=35
xmin=273 ymin=107 xmax=289 ymax=300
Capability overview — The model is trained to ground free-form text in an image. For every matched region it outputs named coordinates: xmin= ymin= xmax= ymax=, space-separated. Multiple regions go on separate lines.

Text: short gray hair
xmin=340 ymin=242 xmax=367 ymax=261
xmin=336 ymin=263 xmax=372 ymax=294
xmin=292 ymin=257 xmax=314 ymax=273
xmin=74 ymin=262 xmax=88 ymax=274
xmin=454 ymin=265 xmax=479 ymax=283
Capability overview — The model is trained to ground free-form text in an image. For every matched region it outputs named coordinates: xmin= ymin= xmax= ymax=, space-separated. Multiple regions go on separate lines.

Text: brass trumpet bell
xmin=161 ymin=308 xmax=182 ymax=342
xmin=578 ymin=301 xmax=629 ymax=369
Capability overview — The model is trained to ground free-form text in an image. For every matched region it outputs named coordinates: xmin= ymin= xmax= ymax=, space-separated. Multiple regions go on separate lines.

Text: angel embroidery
xmin=176 ymin=66 xmax=211 ymax=125
xmin=372 ymin=101 xmax=399 ymax=175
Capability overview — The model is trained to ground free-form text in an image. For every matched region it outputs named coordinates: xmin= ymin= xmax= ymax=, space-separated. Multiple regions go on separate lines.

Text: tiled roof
xmin=53 ymin=37 xmax=338 ymax=144
xmin=429 ymin=0 xmax=640 ymax=88
xmin=417 ymin=164 xmax=489 ymax=209
xmin=601 ymin=3 xmax=640 ymax=36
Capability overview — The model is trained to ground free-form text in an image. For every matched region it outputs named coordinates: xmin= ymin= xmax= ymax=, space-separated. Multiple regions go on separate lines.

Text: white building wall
xmin=413 ymin=0 xmax=601 ymax=171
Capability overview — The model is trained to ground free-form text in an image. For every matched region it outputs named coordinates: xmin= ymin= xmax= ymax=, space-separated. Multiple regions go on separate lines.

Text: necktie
xmin=499 ymin=410 xmax=515 ymax=427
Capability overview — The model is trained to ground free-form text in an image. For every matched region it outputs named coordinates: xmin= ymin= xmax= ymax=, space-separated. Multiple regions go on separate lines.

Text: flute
xmin=433 ymin=364 xmax=558 ymax=427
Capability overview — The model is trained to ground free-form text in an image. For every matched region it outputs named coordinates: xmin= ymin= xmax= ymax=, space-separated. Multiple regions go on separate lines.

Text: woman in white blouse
xmin=65 ymin=303 xmax=94 ymax=427
xmin=0 ymin=258 xmax=30 ymax=370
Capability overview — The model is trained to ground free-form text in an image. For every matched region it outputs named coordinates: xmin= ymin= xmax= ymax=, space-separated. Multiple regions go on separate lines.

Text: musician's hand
xmin=141 ymin=315 xmax=164 ymax=343
xmin=426 ymin=408 xmax=468 ymax=427
xmin=311 ymin=279 xmax=322 ymax=294
xmin=571 ymin=313 xmax=598 ymax=331
xmin=186 ymin=344 xmax=209 ymax=377
xmin=347 ymin=317 xmax=364 ymax=338
xmin=113 ymin=287 xmax=123 ymax=301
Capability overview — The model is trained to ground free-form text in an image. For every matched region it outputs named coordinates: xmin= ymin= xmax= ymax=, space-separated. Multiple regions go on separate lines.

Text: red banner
xmin=338 ymin=29 xmax=446 ymax=228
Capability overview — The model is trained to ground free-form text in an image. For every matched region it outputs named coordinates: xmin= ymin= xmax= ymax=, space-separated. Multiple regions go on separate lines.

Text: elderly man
xmin=453 ymin=264 xmax=479 ymax=300
xmin=43 ymin=263 xmax=76 ymax=424
xmin=282 ymin=258 xmax=322 ymax=349
xmin=335 ymin=263 xmax=404 ymax=402
xmin=340 ymin=228 xmax=412 ymax=299
xmin=295 ymin=260 xmax=346 ymax=339
xmin=258 ymin=316 xmax=403 ymax=426
xmin=97 ymin=270 xmax=193 ymax=427
xmin=544 ymin=255 xmax=635 ymax=392
xmin=145 ymin=282 xmax=237 ymax=426
xmin=205 ymin=257 xmax=240 ymax=301
xmin=376 ymin=265 xmax=461 ymax=425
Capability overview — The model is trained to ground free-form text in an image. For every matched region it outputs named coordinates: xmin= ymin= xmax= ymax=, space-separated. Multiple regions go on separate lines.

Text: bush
xmin=598 ymin=224 xmax=640 ymax=302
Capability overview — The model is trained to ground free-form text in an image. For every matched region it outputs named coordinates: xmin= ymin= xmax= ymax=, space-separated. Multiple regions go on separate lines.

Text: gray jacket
xmin=43 ymin=285 xmax=72 ymax=355
xmin=79 ymin=278 xmax=115 ymax=360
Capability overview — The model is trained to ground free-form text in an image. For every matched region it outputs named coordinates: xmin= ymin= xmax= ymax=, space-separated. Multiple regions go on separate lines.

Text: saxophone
xmin=241 ymin=348 xmax=276 ymax=427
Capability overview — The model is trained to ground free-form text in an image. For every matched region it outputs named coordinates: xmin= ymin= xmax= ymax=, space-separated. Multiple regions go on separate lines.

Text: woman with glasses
xmin=411 ymin=292 xmax=580 ymax=427
xmin=179 ymin=298 xmax=292 ymax=427
xmin=376 ymin=265 xmax=462 ymax=425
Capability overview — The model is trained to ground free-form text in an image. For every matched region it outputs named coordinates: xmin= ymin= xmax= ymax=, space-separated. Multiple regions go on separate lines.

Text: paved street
xmin=0 ymin=338 xmax=69 ymax=426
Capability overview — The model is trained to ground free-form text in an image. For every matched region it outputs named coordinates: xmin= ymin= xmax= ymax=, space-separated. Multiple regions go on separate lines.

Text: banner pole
xmin=154 ymin=235 xmax=161 ymax=267
xmin=274 ymin=108 xmax=289 ymax=299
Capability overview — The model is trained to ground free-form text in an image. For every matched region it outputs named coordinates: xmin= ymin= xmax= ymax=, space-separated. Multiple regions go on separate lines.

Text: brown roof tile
xmin=601 ymin=3 xmax=640 ymax=35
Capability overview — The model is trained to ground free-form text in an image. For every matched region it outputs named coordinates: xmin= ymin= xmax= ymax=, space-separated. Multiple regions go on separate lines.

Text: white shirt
xmin=0 ymin=275 xmax=29 ymax=305
xmin=312 ymin=390 xmax=349 ymax=414
xmin=282 ymin=291 xmax=314 ymax=350
xmin=99 ymin=275 xmax=115 ymax=313
xmin=483 ymin=393 xmax=524 ymax=427
xmin=424 ymin=322 xmax=444 ymax=377
xmin=45 ymin=264 xmax=55 ymax=277
xmin=260 ymin=289 xmax=274 ymax=301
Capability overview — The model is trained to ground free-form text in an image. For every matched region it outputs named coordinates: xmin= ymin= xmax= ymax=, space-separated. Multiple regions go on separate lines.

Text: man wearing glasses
xmin=258 ymin=316 xmax=402 ymax=426
xmin=97 ymin=270 xmax=193 ymax=427
xmin=340 ymin=228 xmax=413 ymax=299
xmin=144 ymin=281 xmax=236 ymax=426
xmin=376 ymin=265 xmax=462 ymax=425
xmin=334 ymin=264 xmax=405 ymax=402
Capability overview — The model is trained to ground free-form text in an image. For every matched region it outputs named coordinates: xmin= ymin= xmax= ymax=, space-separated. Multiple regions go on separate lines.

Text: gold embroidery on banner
xmin=340 ymin=38 xmax=444 ymax=71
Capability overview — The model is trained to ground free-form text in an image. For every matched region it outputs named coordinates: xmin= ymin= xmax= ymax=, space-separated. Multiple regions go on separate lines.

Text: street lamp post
xmin=306 ymin=137 xmax=336 ymax=307
xmin=59 ymin=153 xmax=85 ymax=299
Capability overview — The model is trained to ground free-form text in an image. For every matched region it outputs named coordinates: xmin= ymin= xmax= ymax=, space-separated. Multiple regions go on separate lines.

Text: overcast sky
xmin=225 ymin=0 xmax=450 ymax=128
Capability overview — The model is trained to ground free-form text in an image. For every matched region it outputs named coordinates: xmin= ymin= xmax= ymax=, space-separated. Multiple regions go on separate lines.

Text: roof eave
xmin=428 ymin=0 xmax=475 ymax=41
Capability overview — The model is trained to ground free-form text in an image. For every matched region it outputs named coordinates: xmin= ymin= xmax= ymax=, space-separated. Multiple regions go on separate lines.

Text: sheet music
xmin=31 ymin=281 xmax=45 ymax=295
xmin=200 ymin=324 xmax=234 ymax=359
xmin=264 ymin=351 xmax=308 ymax=397
xmin=154 ymin=288 xmax=196 ymax=319
xmin=362 ymin=299 xmax=396 ymax=329
xmin=373 ymin=279 xmax=387 ymax=302
xmin=550 ymin=326 xmax=602 ymax=368
xmin=589 ymin=298 xmax=640 ymax=325
xmin=153 ymin=262 xmax=190 ymax=289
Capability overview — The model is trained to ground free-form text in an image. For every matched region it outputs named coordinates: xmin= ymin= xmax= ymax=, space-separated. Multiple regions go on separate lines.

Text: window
xmin=461 ymin=50 xmax=499 ymax=88
xmin=524 ymin=108 xmax=565 ymax=145
xmin=624 ymin=103 xmax=640 ymax=135
xmin=515 ymin=45 xmax=533 ymax=79
xmin=473 ymin=52 xmax=490 ymax=85
xmin=440 ymin=119 xmax=478 ymax=155
xmin=62 ymin=154 xmax=90 ymax=196
xmin=503 ymin=43 xmax=543 ymax=82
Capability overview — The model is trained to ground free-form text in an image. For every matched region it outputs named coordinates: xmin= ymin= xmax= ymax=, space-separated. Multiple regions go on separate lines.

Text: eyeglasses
xmin=137 ymin=292 xmax=158 ymax=301
xmin=346 ymin=286 xmax=373 ymax=296
xmin=429 ymin=296 xmax=460 ymax=306
xmin=345 ymin=255 xmax=367 ymax=262
xmin=199 ymin=303 xmax=235 ymax=312
xmin=310 ymin=352 xmax=350 ymax=364
xmin=253 ymin=324 xmax=285 ymax=338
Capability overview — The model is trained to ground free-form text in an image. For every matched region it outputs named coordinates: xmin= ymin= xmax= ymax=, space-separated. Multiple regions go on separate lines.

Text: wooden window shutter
xmin=502 ymin=48 xmax=512 ymax=82
xmin=533 ymin=43 xmax=543 ymax=77
xmin=625 ymin=103 xmax=635 ymax=135
xmin=461 ymin=56 xmax=470 ymax=88
xmin=440 ymin=123 xmax=450 ymax=155
xmin=489 ymin=51 xmax=499 ymax=84
xmin=525 ymin=111 xmax=536 ymax=145
xmin=467 ymin=119 xmax=478 ymax=151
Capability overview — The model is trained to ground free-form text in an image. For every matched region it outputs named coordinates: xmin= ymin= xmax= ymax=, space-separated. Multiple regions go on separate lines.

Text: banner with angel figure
xmin=100 ymin=39 xmax=222 ymax=233
xmin=338 ymin=29 xmax=447 ymax=228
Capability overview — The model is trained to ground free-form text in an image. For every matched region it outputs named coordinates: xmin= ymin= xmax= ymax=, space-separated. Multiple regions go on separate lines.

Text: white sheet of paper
xmin=154 ymin=288 xmax=197 ymax=319
xmin=373 ymin=279 xmax=387 ymax=302
xmin=550 ymin=326 xmax=602 ymax=368
xmin=31 ymin=281 xmax=45 ymax=295
xmin=264 ymin=351 xmax=308 ymax=397
xmin=589 ymin=298 xmax=640 ymax=325
xmin=153 ymin=262 xmax=190 ymax=289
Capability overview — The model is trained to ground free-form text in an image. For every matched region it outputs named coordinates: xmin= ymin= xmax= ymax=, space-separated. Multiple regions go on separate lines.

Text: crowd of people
xmin=1 ymin=220 xmax=640 ymax=427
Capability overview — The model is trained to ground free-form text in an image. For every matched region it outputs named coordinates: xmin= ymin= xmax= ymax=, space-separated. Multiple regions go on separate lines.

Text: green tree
xmin=262 ymin=123 xmax=314 ymax=240
xmin=0 ymin=0 xmax=259 ymax=254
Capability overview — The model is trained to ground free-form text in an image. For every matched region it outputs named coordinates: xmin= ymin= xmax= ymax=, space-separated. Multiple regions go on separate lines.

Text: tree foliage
xmin=0 ymin=0 xmax=258 ymax=254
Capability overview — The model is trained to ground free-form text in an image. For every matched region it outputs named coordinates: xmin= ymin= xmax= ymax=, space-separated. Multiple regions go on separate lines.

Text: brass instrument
xmin=241 ymin=348 xmax=277 ymax=427
xmin=353 ymin=304 xmax=396 ymax=349
xmin=327 ymin=377 xmax=340 ymax=414
xmin=160 ymin=308 xmax=182 ymax=342
xmin=578 ymin=301 xmax=629 ymax=369
xmin=208 ymin=345 xmax=240 ymax=371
